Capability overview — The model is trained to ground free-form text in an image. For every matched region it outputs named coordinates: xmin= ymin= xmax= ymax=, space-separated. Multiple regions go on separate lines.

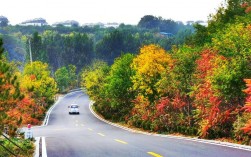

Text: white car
xmin=68 ymin=104 xmax=79 ymax=114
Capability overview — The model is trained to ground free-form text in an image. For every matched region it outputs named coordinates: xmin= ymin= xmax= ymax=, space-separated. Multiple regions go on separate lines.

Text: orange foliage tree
xmin=0 ymin=38 xmax=23 ymax=136
xmin=241 ymin=79 xmax=251 ymax=135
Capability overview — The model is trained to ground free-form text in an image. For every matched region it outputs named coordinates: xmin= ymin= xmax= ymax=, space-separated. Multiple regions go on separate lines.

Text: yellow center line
xmin=114 ymin=139 xmax=128 ymax=144
xmin=147 ymin=152 xmax=163 ymax=157
xmin=88 ymin=128 xmax=93 ymax=131
xmin=98 ymin=133 xmax=105 ymax=136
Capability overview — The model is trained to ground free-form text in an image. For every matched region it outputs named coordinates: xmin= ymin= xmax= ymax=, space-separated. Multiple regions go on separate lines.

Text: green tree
xmin=212 ymin=23 xmax=251 ymax=104
xmin=138 ymin=15 xmax=159 ymax=29
xmin=30 ymin=32 xmax=44 ymax=62
xmin=68 ymin=64 xmax=77 ymax=88
xmin=81 ymin=60 xmax=110 ymax=118
xmin=55 ymin=66 xmax=70 ymax=92
xmin=55 ymin=64 xmax=77 ymax=92
xmin=104 ymin=53 xmax=135 ymax=119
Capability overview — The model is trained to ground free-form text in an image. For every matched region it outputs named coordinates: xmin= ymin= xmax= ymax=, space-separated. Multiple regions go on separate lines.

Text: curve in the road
xmin=89 ymin=98 xmax=251 ymax=152
xmin=33 ymin=91 xmax=251 ymax=157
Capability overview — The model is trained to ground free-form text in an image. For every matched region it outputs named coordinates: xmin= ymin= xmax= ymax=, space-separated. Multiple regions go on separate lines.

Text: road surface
xmin=32 ymin=91 xmax=251 ymax=157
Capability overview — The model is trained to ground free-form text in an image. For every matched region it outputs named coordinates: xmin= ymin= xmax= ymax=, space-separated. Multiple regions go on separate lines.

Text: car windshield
xmin=70 ymin=105 xmax=78 ymax=108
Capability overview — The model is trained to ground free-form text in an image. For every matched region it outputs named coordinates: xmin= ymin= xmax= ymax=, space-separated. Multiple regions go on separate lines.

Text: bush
xmin=0 ymin=138 xmax=34 ymax=157
xmin=233 ymin=113 xmax=251 ymax=144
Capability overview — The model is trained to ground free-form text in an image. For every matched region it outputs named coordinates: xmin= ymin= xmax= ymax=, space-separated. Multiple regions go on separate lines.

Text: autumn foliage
xmin=82 ymin=1 xmax=251 ymax=144
xmin=0 ymin=39 xmax=57 ymax=136
xmin=241 ymin=79 xmax=251 ymax=135
xmin=83 ymin=3 xmax=251 ymax=139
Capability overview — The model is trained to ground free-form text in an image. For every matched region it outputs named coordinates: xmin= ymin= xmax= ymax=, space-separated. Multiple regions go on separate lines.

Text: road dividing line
xmin=147 ymin=152 xmax=163 ymax=157
xmin=98 ymin=133 xmax=105 ymax=137
xmin=42 ymin=137 xmax=47 ymax=157
xmin=88 ymin=128 xmax=93 ymax=131
xmin=114 ymin=139 xmax=128 ymax=144
xmin=34 ymin=137 xmax=40 ymax=157
xmin=81 ymin=124 xmax=85 ymax=127
xmin=75 ymin=124 xmax=79 ymax=127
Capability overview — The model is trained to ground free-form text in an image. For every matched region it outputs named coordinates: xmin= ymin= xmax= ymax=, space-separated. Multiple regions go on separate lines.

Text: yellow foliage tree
xmin=21 ymin=61 xmax=58 ymax=105
xmin=131 ymin=44 xmax=173 ymax=102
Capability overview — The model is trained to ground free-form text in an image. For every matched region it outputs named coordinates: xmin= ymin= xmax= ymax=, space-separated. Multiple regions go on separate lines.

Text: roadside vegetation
xmin=82 ymin=0 xmax=251 ymax=145
xmin=0 ymin=1 xmax=251 ymax=155
xmin=0 ymin=13 xmax=191 ymax=156
xmin=0 ymin=137 xmax=34 ymax=157
xmin=0 ymin=38 xmax=57 ymax=155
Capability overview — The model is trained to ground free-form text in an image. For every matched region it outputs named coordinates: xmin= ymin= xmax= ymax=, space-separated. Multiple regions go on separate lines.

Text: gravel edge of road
xmin=88 ymin=101 xmax=251 ymax=152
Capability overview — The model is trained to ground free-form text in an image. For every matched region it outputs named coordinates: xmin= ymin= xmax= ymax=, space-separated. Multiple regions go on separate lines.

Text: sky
xmin=1 ymin=0 xmax=224 ymax=25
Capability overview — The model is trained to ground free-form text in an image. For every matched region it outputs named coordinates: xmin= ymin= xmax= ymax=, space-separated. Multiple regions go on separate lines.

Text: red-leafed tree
xmin=192 ymin=49 xmax=234 ymax=138
xmin=241 ymin=79 xmax=251 ymax=135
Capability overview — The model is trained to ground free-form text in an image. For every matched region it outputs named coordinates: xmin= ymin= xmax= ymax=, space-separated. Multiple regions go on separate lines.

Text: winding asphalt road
xmin=32 ymin=91 xmax=251 ymax=157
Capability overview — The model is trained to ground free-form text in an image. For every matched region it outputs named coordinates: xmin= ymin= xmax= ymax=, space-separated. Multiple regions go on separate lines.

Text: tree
xmin=0 ymin=16 xmax=9 ymax=27
xmin=241 ymin=79 xmax=251 ymax=135
xmin=211 ymin=23 xmax=251 ymax=104
xmin=81 ymin=60 xmax=109 ymax=102
xmin=21 ymin=61 xmax=58 ymax=105
xmin=231 ymin=79 xmax=251 ymax=144
xmin=131 ymin=44 xmax=173 ymax=103
xmin=104 ymin=53 xmax=135 ymax=119
xmin=81 ymin=60 xmax=110 ymax=118
xmin=0 ymin=38 xmax=23 ymax=136
xmin=138 ymin=15 xmax=183 ymax=34
xmin=63 ymin=32 xmax=94 ymax=71
xmin=0 ymin=38 xmax=4 ymax=58
xmin=155 ymin=46 xmax=200 ymax=131
xmin=55 ymin=64 xmax=77 ymax=92
xmin=95 ymin=30 xmax=138 ymax=64
xmin=30 ymin=32 xmax=45 ymax=62
xmin=208 ymin=0 xmax=248 ymax=26
xmin=55 ymin=66 xmax=70 ymax=92
xmin=138 ymin=15 xmax=159 ymax=29
xmin=187 ymin=24 xmax=211 ymax=46
xmin=190 ymin=49 xmax=244 ymax=139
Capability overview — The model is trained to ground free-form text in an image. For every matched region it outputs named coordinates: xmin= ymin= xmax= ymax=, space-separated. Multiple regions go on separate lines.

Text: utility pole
xmin=28 ymin=38 xmax=33 ymax=64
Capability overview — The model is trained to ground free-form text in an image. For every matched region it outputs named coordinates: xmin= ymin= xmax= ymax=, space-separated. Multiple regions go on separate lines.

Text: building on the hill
xmin=159 ymin=32 xmax=174 ymax=38
xmin=82 ymin=22 xmax=120 ymax=28
xmin=186 ymin=20 xmax=207 ymax=26
xmin=104 ymin=22 xmax=120 ymax=28
xmin=19 ymin=18 xmax=48 ymax=26
xmin=52 ymin=20 xmax=79 ymax=27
